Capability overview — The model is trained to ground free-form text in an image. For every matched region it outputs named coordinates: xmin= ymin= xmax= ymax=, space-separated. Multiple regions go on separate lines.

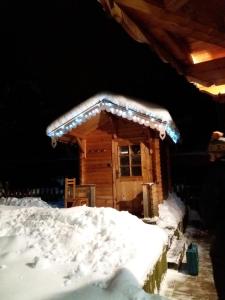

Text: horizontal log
xmin=84 ymin=178 xmax=113 ymax=184
xmin=187 ymin=57 xmax=225 ymax=85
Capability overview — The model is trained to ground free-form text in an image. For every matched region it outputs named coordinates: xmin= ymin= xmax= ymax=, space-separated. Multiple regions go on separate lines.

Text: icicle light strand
xmin=47 ymin=96 xmax=180 ymax=143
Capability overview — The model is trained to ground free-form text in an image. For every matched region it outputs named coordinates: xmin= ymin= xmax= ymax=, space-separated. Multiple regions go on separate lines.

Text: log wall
xmin=77 ymin=113 xmax=167 ymax=216
xmin=82 ymin=128 xmax=114 ymax=208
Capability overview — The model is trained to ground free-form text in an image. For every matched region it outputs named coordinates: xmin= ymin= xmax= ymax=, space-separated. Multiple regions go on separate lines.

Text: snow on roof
xmin=46 ymin=93 xmax=180 ymax=143
xmin=0 ymin=205 xmax=168 ymax=300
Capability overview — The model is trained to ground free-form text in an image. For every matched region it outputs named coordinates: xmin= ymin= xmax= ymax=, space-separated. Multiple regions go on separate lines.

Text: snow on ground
xmin=0 ymin=196 xmax=50 ymax=208
xmin=159 ymin=268 xmax=188 ymax=297
xmin=157 ymin=193 xmax=185 ymax=230
xmin=0 ymin=204 xmax=169 ymax=300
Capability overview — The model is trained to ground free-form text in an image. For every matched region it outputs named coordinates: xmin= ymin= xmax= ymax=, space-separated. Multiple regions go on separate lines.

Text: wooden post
xmin=89 ymin=184 xmax=96 ymax=207
xmin=79 ymin=139 xmax=86 ymax=184
xmin=76 ymin=184 xmax=96 ymax=207
xmin=142 ymin=182 xmax=159 ymax=218
xmin=112 ymin=139 xmax=117 ymax=209
xmin=143 ymin=183 xmax=153 ymax=218
xmin=151 ymin=184 xmax=159 ymax=217
xmin=64 ymin=178 xmax=76 ymax=208
xmin=152 ymin=137 xmax=163 ymax=203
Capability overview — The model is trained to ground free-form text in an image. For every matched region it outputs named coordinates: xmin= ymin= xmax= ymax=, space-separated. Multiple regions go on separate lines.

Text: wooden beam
xmin=58 ymin=135 xmax=77 ymax=144
xmin=164 ymin=0 xmax=190 ymax=12
xmin=145 ymin=31 xmax=187 ymax=72
xmin=117 ymin=6 xmax=186 ymax=72
xmin=76 ymin=137 xmax=86 ymax=158
xmin=114 ymin=0 xmax=225 ymax=48
xmin=149 ymin=27 xmax=191 ymax=64
xmin=186 ymin=75 xmax=212 ymax=88
xmin=100 ymin=0 xmax=188 ymax=71
xmin=186 ymin=57 xmax=225 ymax=86
xmin=107 ymin=113 xmax=118 ymax=139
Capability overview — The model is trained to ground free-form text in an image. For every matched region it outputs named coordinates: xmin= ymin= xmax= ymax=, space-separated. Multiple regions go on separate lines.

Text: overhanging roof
xmin=46 ymin=93 xmax=180 ymax=143
xmin=99 ymin=0 xmax=225 ymax=99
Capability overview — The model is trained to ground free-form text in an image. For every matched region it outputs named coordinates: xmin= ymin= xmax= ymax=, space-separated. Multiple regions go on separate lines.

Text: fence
xmin=0 ymin=186 xmax=64 ymax=204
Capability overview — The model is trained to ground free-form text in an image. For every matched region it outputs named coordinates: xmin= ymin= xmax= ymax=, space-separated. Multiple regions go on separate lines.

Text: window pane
xmin=131 ymin=155 xmax=141 ymax=165
xmin=120 ymin=146 xmax=129 ymax=155
xmin=131 ymin=145 xmax=140 ymax=155
xmin=132 ymin=166 xmax=142 ymax=176
xmin=120 ymin=156 xmax=129 ymax=166
xmin=121 ymin=167 xmax=130 ymax=176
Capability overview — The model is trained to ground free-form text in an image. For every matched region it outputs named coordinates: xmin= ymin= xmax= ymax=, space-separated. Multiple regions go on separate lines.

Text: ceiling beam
xmin=164 ymin=0 xmax=190 ymax=12
xmin=149 ymin=27 xmax=191 ymax=64
xmin=114 ymin=0 xmax=225 ymax=48
xmin=100 ymin=0 xmax=186 ymax=73
xmin=186 ymin=57 xmax=225 ymax=86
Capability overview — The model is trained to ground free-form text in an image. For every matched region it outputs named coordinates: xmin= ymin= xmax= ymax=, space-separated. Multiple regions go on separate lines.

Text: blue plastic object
xmin=186 ymin=243 xmax=199 ymax=276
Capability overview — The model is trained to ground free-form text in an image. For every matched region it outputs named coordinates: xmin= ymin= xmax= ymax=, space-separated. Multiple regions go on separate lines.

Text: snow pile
xmin=157 ymin=193 xmax=185 ymax=229
xmin=0 ymin=205 xmax=168 ymax=300
xmin=0 ymin=197 xmax=50 ymax=208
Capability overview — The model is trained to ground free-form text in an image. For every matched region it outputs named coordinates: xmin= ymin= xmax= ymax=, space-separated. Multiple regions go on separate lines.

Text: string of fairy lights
xmin=47 ymin=97 xmax=180 ymax=144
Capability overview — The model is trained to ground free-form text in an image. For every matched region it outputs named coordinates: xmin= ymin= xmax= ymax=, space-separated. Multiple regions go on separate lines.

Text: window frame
xmin=118 ymin=143 xmax=142 ymax=178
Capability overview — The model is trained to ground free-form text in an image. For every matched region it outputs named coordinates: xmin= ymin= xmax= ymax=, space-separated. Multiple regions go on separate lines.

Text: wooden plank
xmin=149 ymin=27 xmax=190 ymax=63
xmin=70 ymin=114 xmax=102 ymax=137
xmin=85 ymin=174 xmax=112 ymax=181
xmin=85 ymin=157 xmax=112 ymax=163
xmin=85 ymin=164 xmax=112 ymax=170
xmin=141 ymin=142 xmax=151 ymax=182
xmin=83 ymin=128 xmax=113 ymax=203
xmin=142 ymin=183 xmax=151 ymax=218
xmin=151 ymin=137 xmax=163 ymax=203
xmin=75 ymin=137 xmax=86 ymax=157
xmin=111 ymin=139 xmax=117 ymax=208
xmin=115 ymin=0 xmax=225 ymax=47
xmin=164 ymin=0 xmax=190 ymax=12
xmin=167 ymin=238 xmax=186 ymax=270
xmin=79 ymin=140 xmax=86 ymax=184
xmin=186 ymin=56 xmax=225 ymax=86
xmin=108 ymin=4 xmax=185 ymax=72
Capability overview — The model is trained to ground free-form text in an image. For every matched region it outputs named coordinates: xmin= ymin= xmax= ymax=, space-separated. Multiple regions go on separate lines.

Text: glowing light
xmin=191 ymin=50 xmax=213 ymax=64
xmin=191 ymin=49 xmax=225 ymax=64
xmin=193 ymin=82 xmax=225 ymax=96
xmin=46 ymin=94 xmax=180 ymax=143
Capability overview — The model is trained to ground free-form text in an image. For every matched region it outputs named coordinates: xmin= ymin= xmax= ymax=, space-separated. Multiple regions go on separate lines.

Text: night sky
xmin=0 ymin=1 xmax=222 ymax=183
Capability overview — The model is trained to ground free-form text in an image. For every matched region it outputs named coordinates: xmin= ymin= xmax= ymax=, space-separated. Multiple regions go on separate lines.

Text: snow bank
xmin=0 ymin=196 xmax=50 ymax=208
xmin=157 ymin=193 xmax=185 ymax=229
xmin=0 ymin=205 xmax=168 ymax=300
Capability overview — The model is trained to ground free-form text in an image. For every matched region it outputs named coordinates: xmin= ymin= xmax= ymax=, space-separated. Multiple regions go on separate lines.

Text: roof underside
xmin=99 ymin=0 xmax=225 ymax=98
xmin=46 ymin=93 xmax=180 ymax=143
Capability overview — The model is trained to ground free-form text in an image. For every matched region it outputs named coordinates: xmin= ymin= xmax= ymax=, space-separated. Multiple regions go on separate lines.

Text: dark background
xmin=0 ymin=1 xmax=224 ymax=190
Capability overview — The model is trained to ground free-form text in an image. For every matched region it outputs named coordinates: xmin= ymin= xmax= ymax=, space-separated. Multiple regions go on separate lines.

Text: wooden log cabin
xmin=46 ymin=93 xmax=180 ymax=217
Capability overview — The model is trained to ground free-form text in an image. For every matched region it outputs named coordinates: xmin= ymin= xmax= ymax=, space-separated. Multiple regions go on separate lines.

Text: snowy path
xmin=159 ymin=234 xmax=217 ymax=299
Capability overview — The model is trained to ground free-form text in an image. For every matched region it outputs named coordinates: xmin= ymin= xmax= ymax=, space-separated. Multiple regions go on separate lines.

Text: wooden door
xmin=112 ymin=140 xmax=145 ymax=216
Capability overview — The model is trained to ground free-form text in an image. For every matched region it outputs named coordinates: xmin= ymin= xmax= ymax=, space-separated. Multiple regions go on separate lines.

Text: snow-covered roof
xmin=46 ymin=93 xmax=180 ymax=143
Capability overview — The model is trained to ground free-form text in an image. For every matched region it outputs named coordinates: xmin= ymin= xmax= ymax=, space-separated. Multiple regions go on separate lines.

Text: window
xmin=119 ymin=144 xmax=142 ymax=176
